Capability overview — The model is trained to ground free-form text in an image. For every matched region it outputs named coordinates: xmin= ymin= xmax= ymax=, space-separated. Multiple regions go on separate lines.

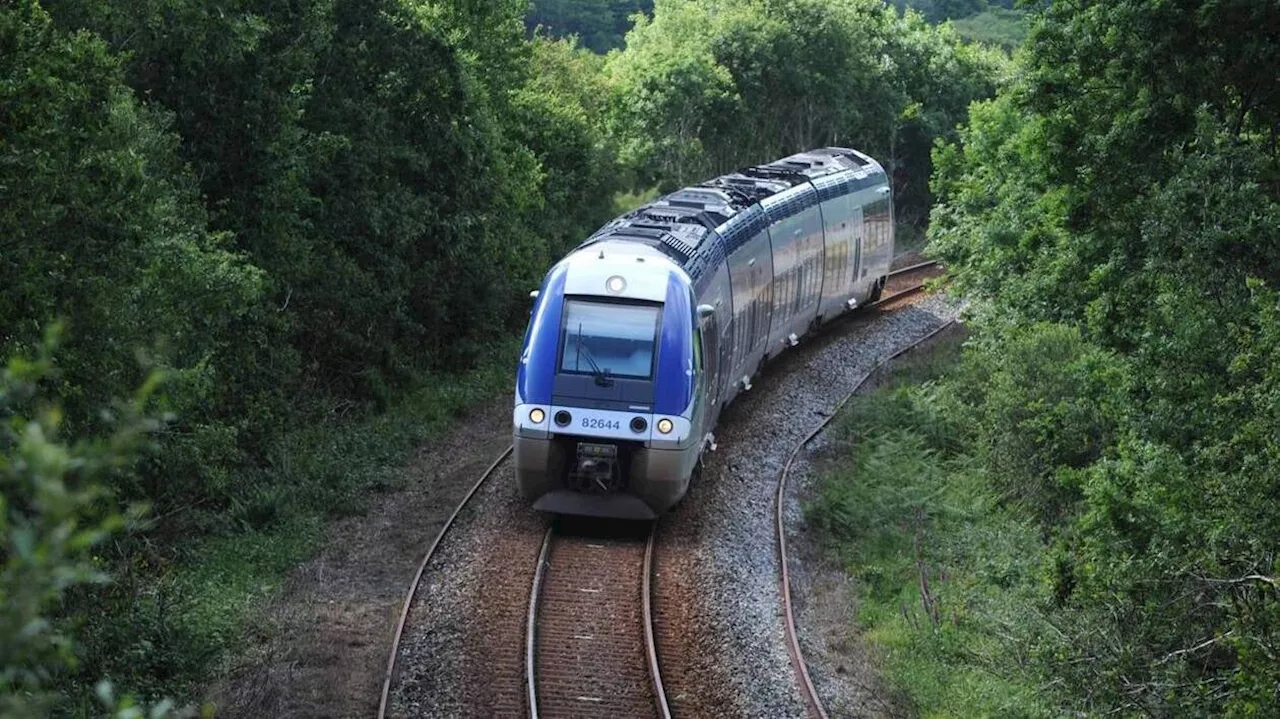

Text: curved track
xmin=380 ymin=260 xmax=943 ymax=718
xmin=377 ymin=446 xmax=513 ymax=719
xmin=776 ymin=277 xmax=955 ymax=719
xmin=526 ymin=522 xmax=670 ymax=719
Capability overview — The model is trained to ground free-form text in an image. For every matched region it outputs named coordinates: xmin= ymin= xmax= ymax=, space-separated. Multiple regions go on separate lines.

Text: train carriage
xmin=513 ymin=147 xmax=893 ymax=518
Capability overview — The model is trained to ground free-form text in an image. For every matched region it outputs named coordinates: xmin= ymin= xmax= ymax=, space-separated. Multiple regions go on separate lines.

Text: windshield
xmin=559 ymin=299 xmax=661 ymax=380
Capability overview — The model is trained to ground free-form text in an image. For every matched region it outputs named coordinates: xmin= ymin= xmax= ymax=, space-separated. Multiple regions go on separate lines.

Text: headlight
xmin=529 ymin=408 xmax=545 ymax=424
xmin=656 ymin=418 xmax=674 ymax=434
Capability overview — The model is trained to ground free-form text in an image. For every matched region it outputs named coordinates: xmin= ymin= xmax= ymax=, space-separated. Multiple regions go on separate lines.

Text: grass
xmin=806 ymin=331 xmax=1059 ymax=717
xmin=67 ymin=337 xmax=521 ymax=711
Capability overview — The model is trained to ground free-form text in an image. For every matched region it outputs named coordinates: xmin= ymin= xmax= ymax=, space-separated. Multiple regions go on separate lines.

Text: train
xmin=513 ymin=147 xmax=894 ymax=519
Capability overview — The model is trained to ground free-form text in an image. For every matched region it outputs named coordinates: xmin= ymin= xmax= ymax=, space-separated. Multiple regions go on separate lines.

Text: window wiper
xmin=573 ymin=329 xmax=614 ymax=387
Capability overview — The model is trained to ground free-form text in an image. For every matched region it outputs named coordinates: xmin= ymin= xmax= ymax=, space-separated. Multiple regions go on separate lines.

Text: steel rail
xmin=380 ymin=259 xmax=941 ymax=718
xmin=874 ymin=260 xmax=940 ymax=306
xmin=776 ymin=313 xmax=958 ymax=719
xmin=526 ymin=524 xmax=670 ymax=719
xmin=890 ymin=259 xmax=940 ymax=277
xmin=377 ymin=445 xmax=514 ymax=719
xmin=642 ymin=525 xmax=674 ymax=719
xmin=525 ymin=526 xmax=554 ymax=719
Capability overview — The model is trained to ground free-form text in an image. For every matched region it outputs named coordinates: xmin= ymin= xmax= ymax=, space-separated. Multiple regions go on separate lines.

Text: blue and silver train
xmin=513 ymin=147 xmax=894 ymax=518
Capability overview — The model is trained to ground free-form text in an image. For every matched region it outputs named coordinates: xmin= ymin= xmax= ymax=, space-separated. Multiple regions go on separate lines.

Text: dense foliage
xmin=890 ymin=0 xmax=1015 ymax=23
xmin=525 ymin=0 xmax=652 ymax=52
xmin=608 ymin=0 xmax=1004 ymax=233
xmin=889 ymin=0 xmax=1280 ymax=713
xmin=0 ymin=332 xmax=163 ymax=718
xmin=950 ymin=7 xmax=1027 ymax=51
xmin=811 ymin=332 xmax=1063 ymax=715
xmin=3 ymin=0 xmax=619 ymax=708
xmin=2 ymin=0 xmax=1004 ymax=709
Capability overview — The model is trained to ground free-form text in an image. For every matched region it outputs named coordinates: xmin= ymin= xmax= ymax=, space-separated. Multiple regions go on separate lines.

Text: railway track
xmin=525 ymin=523 xmax=670 ymax=719
xmin=776 ymin=273 xmax=954 ymax=719
xmin=377 ymin=447 xmax=514 ymax=718
xmin=379 ymin=260 xmax=942 ymax=719
xmin=878 ymin=259 xmax=942 ymax=305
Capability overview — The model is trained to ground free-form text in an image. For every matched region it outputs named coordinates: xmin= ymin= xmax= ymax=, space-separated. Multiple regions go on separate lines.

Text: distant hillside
xmin=888 ymin=0 xmax=1014 ymax=23
xmin=526 ymin=0 xmax=653 ymax=53
xmin=528 ymin=1 xmax=1025 ymax=55
xmin=889 ymin=0 xmax=1027 ymax=50
xmin=951 ymin=7 xmax=1027 ymax=49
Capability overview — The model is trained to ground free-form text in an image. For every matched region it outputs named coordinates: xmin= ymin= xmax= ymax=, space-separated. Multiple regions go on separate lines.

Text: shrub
xmin=0 ymin=332 xmax=165 ymax=717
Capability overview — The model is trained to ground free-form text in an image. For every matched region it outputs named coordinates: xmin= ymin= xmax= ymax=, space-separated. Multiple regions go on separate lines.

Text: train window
xmin=559 ymin=299 xmax=661 ymax=380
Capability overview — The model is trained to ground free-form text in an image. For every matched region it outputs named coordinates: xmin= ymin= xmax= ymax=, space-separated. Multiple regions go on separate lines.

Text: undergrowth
xmin=61 ymin=338 xmax=519 ymax=711
xmin=807 ymin=331 xmax=1059 ymax=717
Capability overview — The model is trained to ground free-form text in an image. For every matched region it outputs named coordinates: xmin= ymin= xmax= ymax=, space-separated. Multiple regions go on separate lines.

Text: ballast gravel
xmin=388 ymin=455 xmax=548 ymax=718
xmin=655 ymin=291 xmax=964 ymax=718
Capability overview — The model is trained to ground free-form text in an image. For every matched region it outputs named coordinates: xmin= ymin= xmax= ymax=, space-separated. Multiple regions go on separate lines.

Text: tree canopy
xmin=0 ymin=0 xmax=1006 ymax=709
xmin=607 ymin=0 xmax=1004 ymax=229
xmin=525 ymin=0 xmax=653 ymax=52
xmin=929 ymin=0 xmax=1280 ymax=712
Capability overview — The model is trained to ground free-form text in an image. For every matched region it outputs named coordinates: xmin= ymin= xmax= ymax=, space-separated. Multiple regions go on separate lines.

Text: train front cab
xmin=513 ymin=249 xmax=705 ymax=519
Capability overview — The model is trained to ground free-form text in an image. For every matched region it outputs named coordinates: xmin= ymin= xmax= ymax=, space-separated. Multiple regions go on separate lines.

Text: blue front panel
xmin=653 ymin=271 xmax=695 ymax=416
xmin=517 ymin=263 xmax=569 ymax=405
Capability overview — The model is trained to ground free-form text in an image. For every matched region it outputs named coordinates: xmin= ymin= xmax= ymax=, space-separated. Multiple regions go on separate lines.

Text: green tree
xmin=608 ymin=0 xmax=1002 ymax=225
xmin=13 ymin=0 xmax=623 ymax=707
xmin=891 ymin=0 xmax=1013 ymax=23
xmin=44 ymin=0 xmax=620 ymax=402
xmin=526 ymin=0 xmax=653 ymax=52
xmin=928 ymin=0 xmax=1280 ymax=712
xmin=514 ymin=36 xmax=626 ymax=253
xmin=0 ymin=0 xmax=266 ymax=509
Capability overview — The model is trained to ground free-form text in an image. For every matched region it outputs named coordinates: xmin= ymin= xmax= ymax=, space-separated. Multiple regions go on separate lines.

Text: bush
xmin=959 ymin=322 xmax=1123 ymax=526
xmin=0 ymin=333 xmax=165 ymax=717
xmin=924 ymin=0 xmax=1280 ymax=712
xmin=808 ymin=334 xmax=1058 ymax=717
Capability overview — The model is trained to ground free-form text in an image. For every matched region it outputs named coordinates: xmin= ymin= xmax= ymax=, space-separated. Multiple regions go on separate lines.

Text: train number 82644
xmin=581 ymin=417 xmax=622 ymax=431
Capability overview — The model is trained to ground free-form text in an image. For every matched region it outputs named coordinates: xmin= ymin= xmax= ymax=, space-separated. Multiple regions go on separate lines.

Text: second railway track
xmin=776 ymin=312 xmax=960 ymax=719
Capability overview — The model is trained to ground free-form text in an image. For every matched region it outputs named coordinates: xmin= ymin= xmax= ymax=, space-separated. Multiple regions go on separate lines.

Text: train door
xmin=818 ymin=189 xmax=857 ymax=318
xmin=726 ymin=228 xmax=773 ymax=387
xmin=699 ymin=308 xmax=720 ymax=415
xmin=752 ymin=242 xmax=773 ymax=354
xmin=794 ymin=205 xmax=825 ymax=328
xmin=766 ymin=215 xmax=799 ymax=350
xmin=717 ymin=298 xmax=733 ymax=408
xmin=696 ymin=260 xmax=732 ymax=416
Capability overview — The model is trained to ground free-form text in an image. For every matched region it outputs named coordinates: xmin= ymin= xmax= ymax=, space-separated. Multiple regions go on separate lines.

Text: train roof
xmin=580 ymin=147 xmax=886 ymax=287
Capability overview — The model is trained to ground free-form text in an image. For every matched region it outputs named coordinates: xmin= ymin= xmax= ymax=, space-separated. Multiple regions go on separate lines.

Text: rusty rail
xmin=526 ymin=524 xmax=668 ymax=718
xmin=377 ymin=445 xmax=513 ymax=719
xmin=776 ymin=267 xmax=954 ymax=719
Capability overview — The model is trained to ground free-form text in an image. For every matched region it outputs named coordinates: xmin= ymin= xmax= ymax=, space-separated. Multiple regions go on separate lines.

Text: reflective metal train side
xmin=708 ymin=148 xmax=894 ymax=413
